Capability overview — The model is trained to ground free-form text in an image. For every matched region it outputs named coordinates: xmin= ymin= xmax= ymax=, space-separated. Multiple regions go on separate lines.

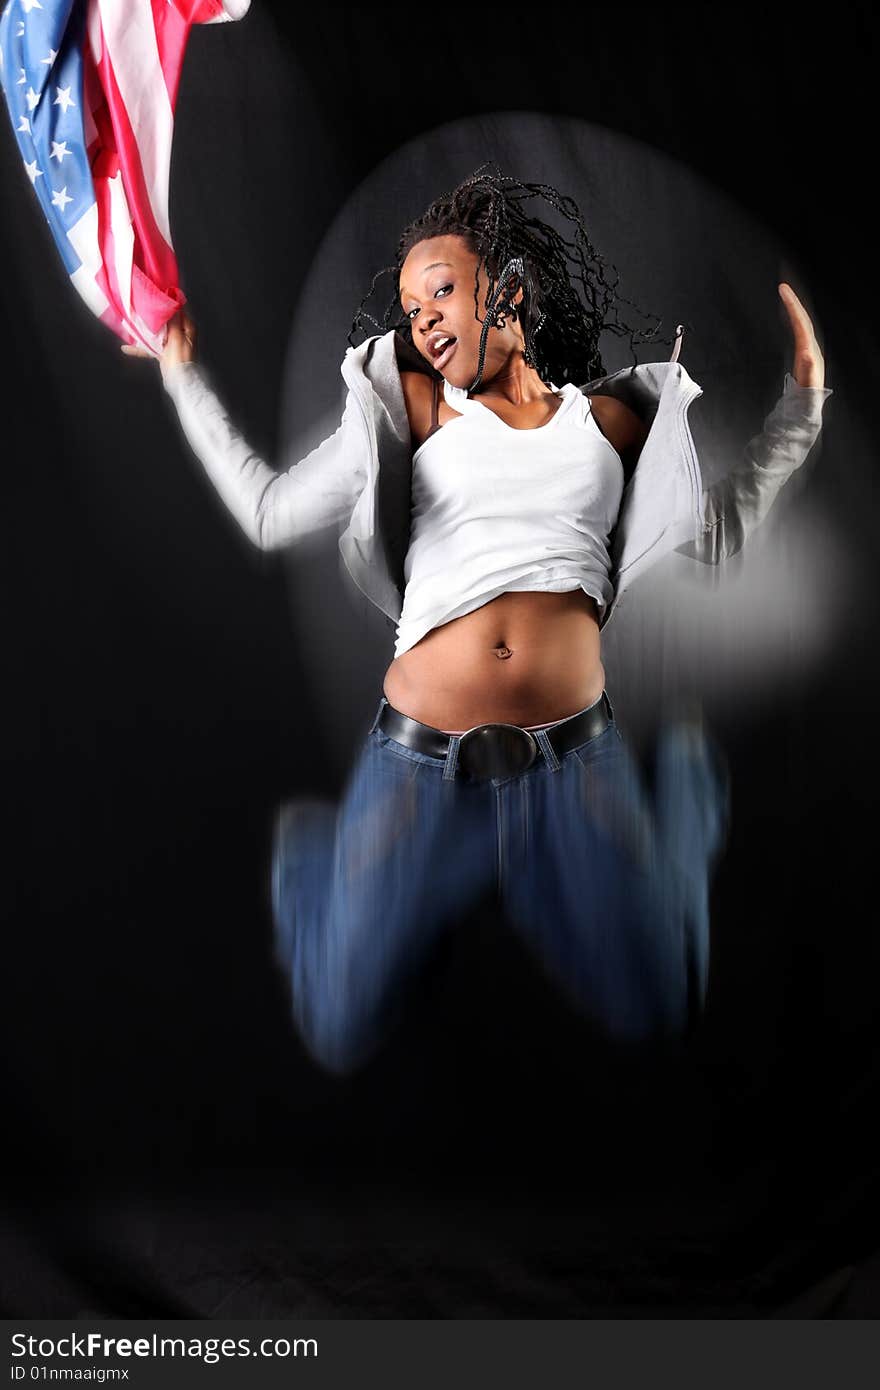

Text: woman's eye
xmin=406 ymin=285 xmax=453 ymax=321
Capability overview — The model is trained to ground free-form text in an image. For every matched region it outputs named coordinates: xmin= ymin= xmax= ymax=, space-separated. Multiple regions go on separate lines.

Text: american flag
xmin=0 ymin=0 xmax=250 ymax=355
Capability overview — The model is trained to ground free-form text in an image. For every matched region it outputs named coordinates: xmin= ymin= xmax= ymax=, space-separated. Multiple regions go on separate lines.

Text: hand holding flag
xmin=122 ymin=304 xmax=197 ymax=386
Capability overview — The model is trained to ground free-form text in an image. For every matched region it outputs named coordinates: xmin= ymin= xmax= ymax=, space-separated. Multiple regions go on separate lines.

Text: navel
xmin=493 ymin=643 xmax=513 ymax=660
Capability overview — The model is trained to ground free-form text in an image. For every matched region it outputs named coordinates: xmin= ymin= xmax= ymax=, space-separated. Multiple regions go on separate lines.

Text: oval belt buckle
xmin=457 ymin=722 xmax=539 ymax=781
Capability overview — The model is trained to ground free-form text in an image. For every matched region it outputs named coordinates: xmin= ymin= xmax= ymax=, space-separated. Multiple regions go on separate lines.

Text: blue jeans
xmin=271 ymin=694 xmax=729 ymax=1074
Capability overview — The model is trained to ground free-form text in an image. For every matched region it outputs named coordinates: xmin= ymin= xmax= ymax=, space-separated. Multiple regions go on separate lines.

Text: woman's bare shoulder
xmin=587 ymin=392 xmax=649 ymax=463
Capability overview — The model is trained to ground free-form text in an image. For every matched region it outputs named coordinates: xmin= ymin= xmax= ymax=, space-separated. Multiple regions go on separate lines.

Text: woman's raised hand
xmin=120 ymin=308 xmax=197 ymax=384
xmin=778 ymin=283 xmax=825 ymax=388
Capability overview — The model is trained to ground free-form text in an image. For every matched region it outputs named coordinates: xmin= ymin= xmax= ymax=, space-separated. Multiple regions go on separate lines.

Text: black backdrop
xmin=2 ymin=2 xmax=879 ymax=1317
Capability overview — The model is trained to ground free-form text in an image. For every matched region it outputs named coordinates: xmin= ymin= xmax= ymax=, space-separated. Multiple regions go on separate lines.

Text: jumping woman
xmin=126 ymin=168 xmax=832 ymax=1074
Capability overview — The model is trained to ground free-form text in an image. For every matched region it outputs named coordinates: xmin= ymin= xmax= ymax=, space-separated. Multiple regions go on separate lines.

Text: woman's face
xmin=398 ymin=234 xmax=524 ymax=389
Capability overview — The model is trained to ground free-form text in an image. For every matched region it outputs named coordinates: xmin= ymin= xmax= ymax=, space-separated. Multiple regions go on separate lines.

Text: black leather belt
xmin=377 ymin=692 xmax=613 ymax=781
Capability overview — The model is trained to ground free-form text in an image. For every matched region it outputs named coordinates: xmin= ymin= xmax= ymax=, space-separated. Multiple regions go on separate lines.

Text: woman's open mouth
xmin=431 ymin=337 xmax=457 ymax=372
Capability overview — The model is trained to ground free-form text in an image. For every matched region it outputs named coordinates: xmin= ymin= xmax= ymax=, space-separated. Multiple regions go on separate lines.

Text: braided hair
xmin=348 ymin=162 xmax=677 ymax=388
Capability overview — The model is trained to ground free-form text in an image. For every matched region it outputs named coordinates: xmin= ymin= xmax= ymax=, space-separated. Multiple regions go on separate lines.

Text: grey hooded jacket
xmin=162 ymin=328 xmax=833 ymax=632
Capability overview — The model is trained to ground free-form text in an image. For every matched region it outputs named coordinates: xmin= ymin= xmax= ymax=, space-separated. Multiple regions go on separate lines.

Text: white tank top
xmin=394 ymin=377 xmax=624 ymax=659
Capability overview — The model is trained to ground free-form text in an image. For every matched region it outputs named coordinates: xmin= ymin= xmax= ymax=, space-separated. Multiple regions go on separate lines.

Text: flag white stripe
xmin=106 ymin=166 xmax=134 ymax=320
xmin=97 ymin=0 xmax=173 ymax=247
xmin=87 ymin=0 xmax=102 ymax=66
xmin=108 ymin=170 xmax=165 ymax=351
xmin=66 ymin=202 xmax=110 ymax=318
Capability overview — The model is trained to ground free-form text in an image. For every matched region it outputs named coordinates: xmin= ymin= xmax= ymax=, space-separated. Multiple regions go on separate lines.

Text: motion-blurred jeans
xmin=271 ymin=694 xmax=728 ymax=1074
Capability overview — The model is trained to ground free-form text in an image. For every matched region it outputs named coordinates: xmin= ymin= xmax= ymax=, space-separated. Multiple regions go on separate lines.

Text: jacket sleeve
xmin=677 ymin=374 xmax=833 ymax=565
xmin=161 ymin=360 xmax=365 ymax=551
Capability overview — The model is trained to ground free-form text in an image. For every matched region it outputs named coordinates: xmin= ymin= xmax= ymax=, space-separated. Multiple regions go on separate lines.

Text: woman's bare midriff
xmin=382 ymin=590 xmax=605 ymax=731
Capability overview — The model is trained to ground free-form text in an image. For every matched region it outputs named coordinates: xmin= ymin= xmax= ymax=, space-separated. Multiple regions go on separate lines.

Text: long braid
xmin=348 ymin=161 xmax=679 ymax=384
